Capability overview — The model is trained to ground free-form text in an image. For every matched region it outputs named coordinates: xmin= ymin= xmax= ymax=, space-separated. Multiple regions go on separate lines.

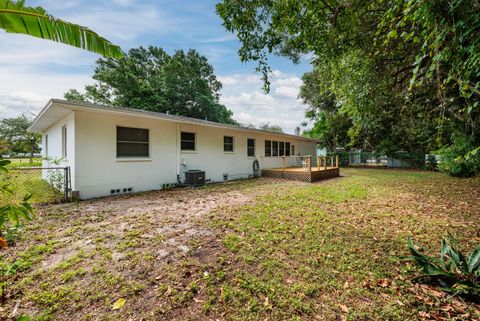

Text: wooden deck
xmin=261 ymin=166 xmax=340 ymax=182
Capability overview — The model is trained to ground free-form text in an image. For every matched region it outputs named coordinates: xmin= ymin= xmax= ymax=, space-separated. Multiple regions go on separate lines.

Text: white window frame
xmin=61 ymin=125 xmax=67 ymax=158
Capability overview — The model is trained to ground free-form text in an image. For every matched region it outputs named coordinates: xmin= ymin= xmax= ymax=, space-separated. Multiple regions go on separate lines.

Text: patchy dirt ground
xmin=39 ymin=184 xmax=253 ymax=270
xmin=0 ymin=178 xmax=306 ymax=320
xmin=1 ymin=170 xmax=479 ymax=321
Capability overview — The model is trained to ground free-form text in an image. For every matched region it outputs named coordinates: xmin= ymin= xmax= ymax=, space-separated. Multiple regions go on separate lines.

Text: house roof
xmin=28 ymin=99 xmax=319 ymax=142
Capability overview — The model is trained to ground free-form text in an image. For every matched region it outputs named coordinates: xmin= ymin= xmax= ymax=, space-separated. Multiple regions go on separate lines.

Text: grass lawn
xmin=0 ymin=168 xmax=479 ymax=320
xmin=0 ymin=169 xmax=63 ymax=205
xmin=4 ymin=158 xmax=43 ymax=168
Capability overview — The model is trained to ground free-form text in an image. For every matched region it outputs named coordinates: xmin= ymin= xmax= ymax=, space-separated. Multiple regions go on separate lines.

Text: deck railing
xmin=280 ymin=155 xmax=340 ymax=172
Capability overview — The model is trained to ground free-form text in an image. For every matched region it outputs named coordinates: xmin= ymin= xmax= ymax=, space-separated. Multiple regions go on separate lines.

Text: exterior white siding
xmin=38 ymin=103 xmax=318 ymax=200
xmin=177 ymin=124 xmax=308 ymax=182
xmin=42 ymin=112 xmax=76 ymax=188
xmin=73 ymin=110 xmax=178 ymax=199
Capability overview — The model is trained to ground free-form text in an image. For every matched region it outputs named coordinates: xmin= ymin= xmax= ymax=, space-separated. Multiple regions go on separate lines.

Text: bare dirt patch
xmin=4 ymin=170 xmax=476 ymax=320
xmin=0 ymin=177 xmax=302 ymax=320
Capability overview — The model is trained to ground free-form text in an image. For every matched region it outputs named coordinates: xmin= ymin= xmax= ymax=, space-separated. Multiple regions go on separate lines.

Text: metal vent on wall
xmin=110 ymin=187 xmax=133 ymax=195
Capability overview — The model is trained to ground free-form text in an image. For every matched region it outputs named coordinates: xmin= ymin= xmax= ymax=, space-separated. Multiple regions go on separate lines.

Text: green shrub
xmin=437 ymin=133 xmax=480 ymax=177
xmin=405 ymin=237 xmax=480 ymax=300
xmin=0 ymin=158 xmax=34 ymax=247
xmin=423 ymin=154 xmax=438 ymax=171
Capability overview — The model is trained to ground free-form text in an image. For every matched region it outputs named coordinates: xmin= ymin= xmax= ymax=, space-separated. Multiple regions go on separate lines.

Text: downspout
xmin=176 ymin=123 xmax=180 ymax=178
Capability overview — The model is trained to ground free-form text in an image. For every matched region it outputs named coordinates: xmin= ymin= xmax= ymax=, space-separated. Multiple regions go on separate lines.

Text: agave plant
xmin=0 ymin=0 xmax=123 ymax=58
xmin=406 ymin=237 xmax=480 ymax=298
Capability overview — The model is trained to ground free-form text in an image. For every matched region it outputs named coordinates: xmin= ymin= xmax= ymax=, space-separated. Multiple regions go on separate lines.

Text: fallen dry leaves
xmin=0 ymin=236 xmax=7 ymax=249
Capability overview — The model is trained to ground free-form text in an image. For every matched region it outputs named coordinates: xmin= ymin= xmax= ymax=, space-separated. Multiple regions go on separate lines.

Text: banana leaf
xmin=0 ymin=0 xmax=123 ymax=58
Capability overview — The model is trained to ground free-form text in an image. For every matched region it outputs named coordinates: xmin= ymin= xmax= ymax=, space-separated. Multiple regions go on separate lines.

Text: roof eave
xmin=27 ymin=99 xmax=55 ymax=133
xmin=28 ymin=99 xmax=320 ymax=143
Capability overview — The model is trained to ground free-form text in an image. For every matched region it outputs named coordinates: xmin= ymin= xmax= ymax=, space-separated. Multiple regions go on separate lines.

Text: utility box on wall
xmin=185 ymin=170 xmax=206 ymax=187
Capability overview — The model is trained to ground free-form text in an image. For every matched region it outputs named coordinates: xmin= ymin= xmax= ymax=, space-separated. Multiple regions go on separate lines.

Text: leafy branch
xmin=0 ymin=0 xmax=123 ymax=58
xmin=0 ymin=158 xmax=34 ymax=249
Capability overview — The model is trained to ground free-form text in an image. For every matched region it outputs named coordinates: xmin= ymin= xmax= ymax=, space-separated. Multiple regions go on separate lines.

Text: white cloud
xmin=217 ymin=76 xmax=238 ymax=86
xmin=63 ymin=8 xmax=179 ymax=43
xmin=197 ymin=35 xmax=238 ymax=44
xmin=0 ymin=92 xmax=49 ymax=118
xmin=219 ymin=72 xmax=309 ymax=134
xmin=274 ymin=86 xmax=298 ymax=99
xmin=218 ymin=73 xmax=262 ymax=87
xmin=222 ymin=92 xmax=275 ymax=110
xmin=0 ymin=0 xmax=312 ymax=134
xmin=0 ymin=34 xmax=97 ymax=68
xmin=0 ymin=64 xmax=92 ymax=118
xmin=273 ymin=76 xmax=302 ymax=87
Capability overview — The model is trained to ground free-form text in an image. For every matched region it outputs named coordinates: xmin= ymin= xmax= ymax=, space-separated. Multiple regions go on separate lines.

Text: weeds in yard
xmin=0 ymin=158 xmax=35 ymax=249
xmin=0 ymin=170 xmax=479 ymax=320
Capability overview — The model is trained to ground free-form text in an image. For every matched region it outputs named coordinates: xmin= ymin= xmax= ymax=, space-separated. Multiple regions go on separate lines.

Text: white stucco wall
xmin=67 ymin=110 xmax=317 ymax=199
xmin=73 ymin=110 xmax=177 ymax=199
xmin=42 ymin=112 xmax=75 ymax=188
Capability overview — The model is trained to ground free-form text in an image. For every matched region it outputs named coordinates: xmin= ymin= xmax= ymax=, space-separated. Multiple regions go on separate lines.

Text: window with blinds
xmin=224 ymin=136 xmax=234 ymax=152
xmin=264 ymin=140 xmax=292 ymax=157
xmin=247 ymin=138 xmax=255 ymax=157
xmin=116 ymin=126 xmax=149 ymax=157
xmin=181 ymin=132 xmax=196 ymax=151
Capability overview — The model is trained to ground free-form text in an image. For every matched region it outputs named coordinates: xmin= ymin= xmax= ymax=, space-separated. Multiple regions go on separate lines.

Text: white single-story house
xmin=28 ymin=99 xmax=320 ymax=199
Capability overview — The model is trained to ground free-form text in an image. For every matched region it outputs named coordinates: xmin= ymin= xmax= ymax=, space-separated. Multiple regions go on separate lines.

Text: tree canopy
xmin=217 ymin=0 xmax=480 ymax=174
xmin=65 ymin=46 xmax=236 ymax=124
xmin=0 ymin=115 xmax=41 ymax=157
xmin=259 ymin=122 xmax=283 ymax=133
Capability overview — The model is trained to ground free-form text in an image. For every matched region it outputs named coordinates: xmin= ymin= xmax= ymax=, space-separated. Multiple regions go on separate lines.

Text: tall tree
xmin=0 ymin=115 xmax=41 ymax=158
xmin=216 ymin=0 xmax=480 ymax=174
xmin=65 ymin=46 xmax=236 ymax=124
xmin=259 ymin=122 xmax=283 ymax=133
xmin=0 ymin=0 xmax=122 ymax=58
xmin=299 ymin=80 xmax=350 ymax=152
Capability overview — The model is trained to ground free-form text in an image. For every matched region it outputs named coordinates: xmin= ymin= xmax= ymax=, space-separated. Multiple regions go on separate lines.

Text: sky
xmin=0 ymin=0 xmax=313 ymax=134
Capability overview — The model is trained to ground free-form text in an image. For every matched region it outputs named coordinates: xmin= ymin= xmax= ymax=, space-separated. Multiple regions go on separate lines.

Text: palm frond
xmin=0 ymin=0 xmax=123 ymax=58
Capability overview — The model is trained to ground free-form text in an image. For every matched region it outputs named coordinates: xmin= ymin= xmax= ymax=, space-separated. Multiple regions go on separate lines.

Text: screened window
xmin=264 ymin=140 xmax=292 ymax=157
xmin=265 ymin=140 xmax=271 ymax=157
xmin=247 ymin=138 xmax=255 ymax=157
xmin=279 ymin=142 xmax=285 ymax=156
xmin=224 ymin=136 xmax=234 ymax=152
xmin=45 ymin=134 xmax=49 ymax=158
xmin=61 ymin=125 xmax=67 ymax=158
xmin=181 ymin=132 xmax=196 ymax=151
xmin=117 ymin=126 xmax=149 ymax=157
xmin=272 ymin=141 xmax=279 ymax=156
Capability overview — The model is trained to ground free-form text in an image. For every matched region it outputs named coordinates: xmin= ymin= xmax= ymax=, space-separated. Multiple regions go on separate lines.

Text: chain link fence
xmin=0 ymin=166 xmax=71 ymax=204
xmin=332 ymin=151 xmax=436 ymax=169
